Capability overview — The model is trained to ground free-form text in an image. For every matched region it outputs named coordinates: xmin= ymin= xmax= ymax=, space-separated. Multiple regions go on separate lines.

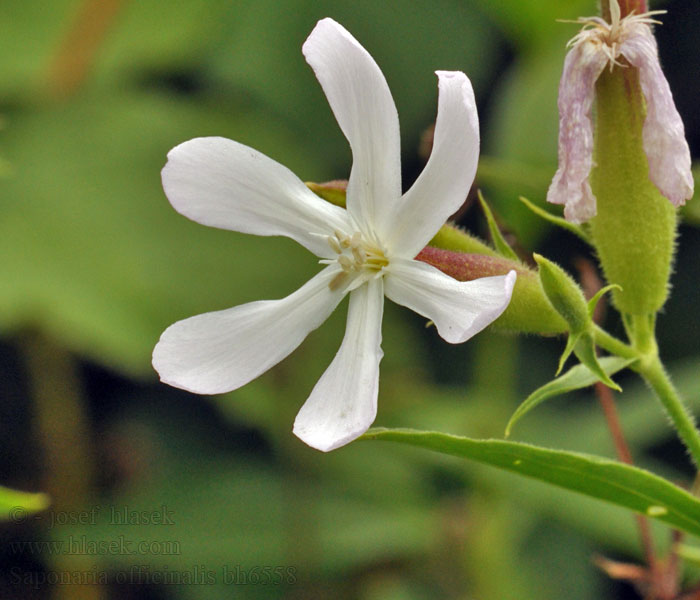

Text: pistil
xmin=565 ymin=0 xmax=665 ymax=71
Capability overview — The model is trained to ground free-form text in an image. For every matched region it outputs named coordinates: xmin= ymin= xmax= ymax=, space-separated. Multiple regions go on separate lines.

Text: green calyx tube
xmin=589 ymin=66 xmax=677 ymax=316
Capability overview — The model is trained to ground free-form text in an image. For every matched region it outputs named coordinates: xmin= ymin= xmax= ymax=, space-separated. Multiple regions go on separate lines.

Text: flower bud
xmin=532 ymin=254 xmax=620 ymax=388
xmin=417 ymin=247 xmax=566 ymax=334
xmin=532 ymin=254 xmax=588 ymax=334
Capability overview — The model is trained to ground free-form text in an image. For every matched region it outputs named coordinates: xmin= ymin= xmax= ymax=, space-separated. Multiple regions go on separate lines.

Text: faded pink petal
xmin=547 ymin=42 xmax=608 ymax=224
xmin=621 ymin=26 xmax=694 ymax=206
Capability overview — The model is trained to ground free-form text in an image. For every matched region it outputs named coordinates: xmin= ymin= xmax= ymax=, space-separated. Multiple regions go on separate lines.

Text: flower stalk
xmin=592 ymin=325 xmax=637 ymax=361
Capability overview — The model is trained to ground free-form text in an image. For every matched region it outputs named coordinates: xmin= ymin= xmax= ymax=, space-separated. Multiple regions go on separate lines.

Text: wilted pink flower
xmin=548 ymin=0 xmax=694 ymax=223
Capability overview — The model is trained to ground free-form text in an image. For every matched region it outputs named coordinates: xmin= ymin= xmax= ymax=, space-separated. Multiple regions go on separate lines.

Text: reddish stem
xmin=601 ymin=0 xmax=648 ymax=21
xmin=46 ymin=0 xmax=125 ymax=98
xmin=596 ymin=382 xmax=657 ymax=571
xmin=576 ymin=257 xmax=658 ymax=573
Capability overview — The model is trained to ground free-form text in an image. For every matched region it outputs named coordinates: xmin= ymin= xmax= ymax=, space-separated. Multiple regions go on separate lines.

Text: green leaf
xmin=507 ymin=356 xmax=634 ymax=436
xmin=0 ymin=485 xmax=50 ymax=520
xmin=573 ymin=334 xmax=622 ymax=392
xmin=555 ymin=331 xmax=581 ymax=376
xmin=363 ymin=428 xmax=700 ymax=537
xmin=587 ymin=284 xmax=622 ymax=319
xmin=518 ymin=196 xmax=591 ymax=244
xmin=477 ymin=191 xmax=519 ymax=260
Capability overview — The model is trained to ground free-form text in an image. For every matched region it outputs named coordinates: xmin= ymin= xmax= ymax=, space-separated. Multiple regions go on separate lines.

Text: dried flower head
xmin=547 ymin=0 xmax=694 ymax=223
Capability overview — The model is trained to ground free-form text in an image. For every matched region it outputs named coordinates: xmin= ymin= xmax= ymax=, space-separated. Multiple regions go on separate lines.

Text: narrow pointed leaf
xmin=477 ymin=191 xmax=519 ymax=260
xmin=0 ymin=486 xmax=50 ymax=520
xmin=574 ymin=335 xmax=622 ymax=392
xmin=587 ymin=284 xmax=622 ymax=319
xmin=557 ymin=331 xmax=581 ymax=375
xmin=363 ymin=428 xmax=700 ymax=537
xmin=506 ymin=356 xmax=635 ymax=436
xmin=519 ymin=196 xmax=592 ymax=244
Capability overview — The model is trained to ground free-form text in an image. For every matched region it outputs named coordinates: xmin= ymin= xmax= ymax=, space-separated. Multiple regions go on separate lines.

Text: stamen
xmin=322 ymin=229 xmax=389 ymax=291
xmin=351 ymin=246 xmax=365 ymax=264
xmin=366 ymin=255 xmax=389 ymax=268
xmin=338 ymin=255 xmax=353 ymax=271
xmin=327 ymin=235 xmax=342 ymax=254
xmin=609 ymin=0 xmax=621 ymax=36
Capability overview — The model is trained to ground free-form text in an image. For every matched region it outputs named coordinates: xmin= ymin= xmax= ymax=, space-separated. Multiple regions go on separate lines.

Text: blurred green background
xmin=0 ymin=0 xmax=699 ymax=598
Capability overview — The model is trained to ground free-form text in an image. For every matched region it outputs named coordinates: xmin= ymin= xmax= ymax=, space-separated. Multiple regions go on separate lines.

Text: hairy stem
xmin=592 ymin=325 xmax=638 ymax=360
xmin=638 ymin=355 xmax=700 ymax=469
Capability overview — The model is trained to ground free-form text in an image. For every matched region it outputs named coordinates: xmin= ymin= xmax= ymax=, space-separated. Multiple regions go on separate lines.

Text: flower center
xmin=565 ymin=1 xmax=665 ymax=70
xmin=324 ymin=230 xmax=389 ymax=291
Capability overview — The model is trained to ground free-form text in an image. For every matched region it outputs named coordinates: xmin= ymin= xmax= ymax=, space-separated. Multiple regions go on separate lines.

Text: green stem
xmin=627 ymin=313 xmax=656 ymax=355
xmin=597 ymin=314 xmax=700 ymax=468
xmin=638 ymin=355 xmax=700 ymax=469
xmin=620 ymin=313 xmax=700 ymax=468
xmin=592 ymin=325 xmax=638 ymax=361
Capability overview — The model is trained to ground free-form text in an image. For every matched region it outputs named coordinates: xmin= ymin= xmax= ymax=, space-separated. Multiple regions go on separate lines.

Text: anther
xmin=338 ymin=255 xmax=353 ymax=271
xmin=328 ymin=236 xmax=342 ymax=254
xmin=351 ymin=246 xmax=365 ymax=264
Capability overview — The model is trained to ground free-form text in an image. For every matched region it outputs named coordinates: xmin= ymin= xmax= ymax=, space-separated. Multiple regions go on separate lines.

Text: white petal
xmin=384 ymin=259 xmax=516 ymax=344
xmin=162 ymin=137 xmax=350 ymax=258
xmin=388 ymin=71 xmax=480 ymax=257
xmin=152 ymin=266 xmax=346 ymax=394
xmin=621 ymin=27 xmax=694 ymax=206
xmin=547 ymin=42 xmax=608 ymax=223
xmin=303 ymin=18 xmax=401 ymax=237
xmin=293 ymin=278 xmax=384 ymax=452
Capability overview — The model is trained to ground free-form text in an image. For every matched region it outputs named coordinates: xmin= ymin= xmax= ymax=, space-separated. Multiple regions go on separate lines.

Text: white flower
xmin=547 ymin=0 xmax=694 ymax=223
xmin=152 ymin=18 xmax=516 ymax=452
